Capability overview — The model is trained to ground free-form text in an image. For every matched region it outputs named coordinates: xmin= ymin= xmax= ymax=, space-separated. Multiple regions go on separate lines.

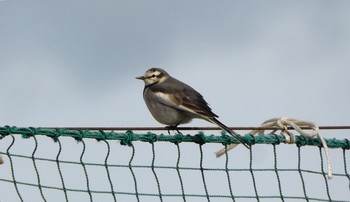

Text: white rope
xmin=215 ymin=143 xmax=238 ymax=158
xmin=215 ymin=117 xmax=333 ymax=179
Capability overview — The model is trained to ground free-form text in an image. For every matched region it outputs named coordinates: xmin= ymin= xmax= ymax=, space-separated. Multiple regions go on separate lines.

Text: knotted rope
xmin=215 ymin=117 xmax=333 ymax=179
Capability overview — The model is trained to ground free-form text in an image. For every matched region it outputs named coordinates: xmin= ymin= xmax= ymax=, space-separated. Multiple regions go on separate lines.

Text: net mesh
xmin=0 ymin=126 xmax=349 ymax=202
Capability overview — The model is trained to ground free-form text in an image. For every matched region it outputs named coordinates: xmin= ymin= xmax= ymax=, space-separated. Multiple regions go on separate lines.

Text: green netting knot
xmin=245 ymin=134 xmax=256 ymax=145
xmin=94 ymin=130 xmax=107 ymax=141
xmin=192 ymin=132 xmax=206 ymax=145
xmin=170 ymin=133 xmax=184 ymax=144
xmin=55 ymin=128 xmax=64 ymax=136
xmin=73 ymin=129 xmax=85 ymax=142
xmin=271 ymin=134 xmax=281 ymax=145
xmin=41 ymin=128 xmax=60 ymax=142
xmin=20 ymin=127 xmax=38 ymax=139
xmin=220 ymin=132 xmax=232 ymax=145
xmin=325 ymin=138 xmax=337 ymax=148
xmin=296 ymin=135 xmax=308 ymax=147
xmin=295 ymin=136 xmax=325 ymax=147
xmin=0 ymin=125 xmax=12 ymax=137
xmin=264 ymin=133 xmax=285 ymax=145
xmin=145 ymin=132 xmax=158 ymax=143
xmin=120 ymin=130 xmax=134 ymax=146
xmin=343 ymin=139 xmax=350 ymax=150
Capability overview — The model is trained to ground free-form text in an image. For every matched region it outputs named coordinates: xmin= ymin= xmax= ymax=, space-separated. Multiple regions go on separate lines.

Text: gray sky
xmin=0 ymin=1 xmax=349 ymax=201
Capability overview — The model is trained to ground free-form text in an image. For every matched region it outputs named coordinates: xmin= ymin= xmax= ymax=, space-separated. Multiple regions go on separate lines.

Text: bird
xmin=136 ymin=67 xmax=250 ymax=149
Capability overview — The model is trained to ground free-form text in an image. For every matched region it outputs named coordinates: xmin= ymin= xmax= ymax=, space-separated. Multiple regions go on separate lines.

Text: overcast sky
xmin=0 ymin=1 xmax=349 ymax=201
xmin=1 ymin=0 xmax=350 ymax=128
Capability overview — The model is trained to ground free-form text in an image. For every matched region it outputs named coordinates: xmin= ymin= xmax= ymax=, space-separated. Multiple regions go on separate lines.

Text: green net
xmin=0 ymin=126 xmax=349 ymax=202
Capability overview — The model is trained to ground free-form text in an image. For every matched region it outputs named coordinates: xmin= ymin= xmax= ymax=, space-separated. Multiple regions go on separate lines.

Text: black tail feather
xmin=209 ymin=118 xmax=251 ymax=149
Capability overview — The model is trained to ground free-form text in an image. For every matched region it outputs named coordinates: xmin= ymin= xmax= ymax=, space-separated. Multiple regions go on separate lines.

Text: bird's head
xmin=136 ymin=68 xmax=169 ymax=85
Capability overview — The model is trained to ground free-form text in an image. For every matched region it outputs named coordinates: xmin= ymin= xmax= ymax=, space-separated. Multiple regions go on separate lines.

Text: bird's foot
xmin=165 ymin=125 xmax=181 ymax=135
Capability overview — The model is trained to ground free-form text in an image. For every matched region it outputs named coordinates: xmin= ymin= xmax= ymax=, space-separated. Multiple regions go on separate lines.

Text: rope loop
xmin=262 ymin=117 xmax=333 ymax=179
xmin=215 ymin=117 xmax=334 ymax=179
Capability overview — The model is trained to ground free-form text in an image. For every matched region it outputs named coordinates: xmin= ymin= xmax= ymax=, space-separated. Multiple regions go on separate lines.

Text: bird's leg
xmin=165 ymin=124 xmax=181 ymax=135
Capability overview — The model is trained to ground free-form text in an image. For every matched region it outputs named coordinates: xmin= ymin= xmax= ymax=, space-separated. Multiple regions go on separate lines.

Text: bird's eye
xmin=151 ymin=74 xmax=157 ymax=78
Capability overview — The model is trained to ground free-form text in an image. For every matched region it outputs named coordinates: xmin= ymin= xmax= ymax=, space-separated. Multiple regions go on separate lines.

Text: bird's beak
xmin=135 ymin=76 xmax=145 ymax=80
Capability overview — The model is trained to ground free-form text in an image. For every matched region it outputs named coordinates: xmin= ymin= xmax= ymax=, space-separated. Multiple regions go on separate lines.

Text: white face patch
xmin=152 ymin=70 xmax=161 ymax=77
xmin=143 ymin=70 xmax=163 ymax=85
xmin=145 ymin=70 xmax=161 ymax=78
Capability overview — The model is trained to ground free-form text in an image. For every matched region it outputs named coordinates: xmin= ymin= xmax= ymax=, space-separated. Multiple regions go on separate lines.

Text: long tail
xmin=209 ymin=118 xmax=251 ymax=149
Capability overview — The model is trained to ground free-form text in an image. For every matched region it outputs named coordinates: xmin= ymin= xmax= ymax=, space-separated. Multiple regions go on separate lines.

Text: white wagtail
xmin=136 ymin=68 xmax=250 ymax=149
